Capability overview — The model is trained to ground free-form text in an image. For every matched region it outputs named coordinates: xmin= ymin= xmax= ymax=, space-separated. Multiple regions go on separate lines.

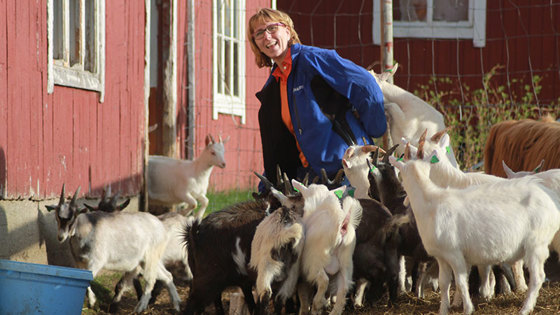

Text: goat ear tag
xmin=348 ymin=188 xmax=355 ymax=197
xmin=446 ymin=146 xmax=451 ymax=153
xmin=334 ymin=190 xmax=343 ymax=199
xmin=430 ymin=155 xmax=440 ymax=164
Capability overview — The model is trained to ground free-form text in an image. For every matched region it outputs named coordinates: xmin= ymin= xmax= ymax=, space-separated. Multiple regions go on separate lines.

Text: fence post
xmin=380 ymin=0 xmax=394 ymax=83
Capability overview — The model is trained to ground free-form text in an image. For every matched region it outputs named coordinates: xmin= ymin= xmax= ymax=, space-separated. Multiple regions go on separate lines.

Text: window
xmin=47 ymin=0 xmax=106 ymax=101
xmin=213 ymin=0 xmax=246 ymax=123
xmin=373 ymin=0 xmax=486 ymax=47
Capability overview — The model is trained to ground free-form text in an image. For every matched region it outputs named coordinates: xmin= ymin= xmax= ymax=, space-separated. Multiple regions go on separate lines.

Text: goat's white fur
xmin=249 ymin=206 xmax=304 ymax=303
xmin=390 ymin=155 xmax=560 ymax=315
xmin=341 ymin=145 xmax=381 ymax=199
xmin=292 ymin=180 xmax=362 ymax=315
xmin=148 ymin=134 xmax=229 ymax=220
xmin=370 ymin=64 xmax=446 ymax=157
xmin=157 ymin=212 xmax=195 ymax=280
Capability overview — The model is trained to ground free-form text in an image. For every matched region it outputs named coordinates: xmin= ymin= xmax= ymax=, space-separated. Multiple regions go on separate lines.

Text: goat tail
xmin=183 ymin=219 xmax=200 ymax=273
xmin=342 ymin=197 xmax=363 ymax=231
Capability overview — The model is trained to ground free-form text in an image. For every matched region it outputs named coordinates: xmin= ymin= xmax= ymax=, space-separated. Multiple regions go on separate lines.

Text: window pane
xmin=233 ymin=0 xmax=238 ymax=38
xmin=217 ymin=0 xmax=222 ymax=34
xmin=233 ymin=42 xmax=238 ymax=96
xmin=69 ymin=0 xmax=81 ymax=66
xmin=53 ymin=0 xmax=64 ymax=60
xmin=433 ymin=0 xmax=468 ymax=22
xmin=395 ymin=0 xmax=427 ymax=22
xmin=217 ymin=39 xmax=222 ymax=93
xmin=224 ymin=0 xmax=231 ymax=37
xmin=84 ymin=0 xmax=96 ymax=72
xmin=224 ymin=40 xmax=230 ymax=94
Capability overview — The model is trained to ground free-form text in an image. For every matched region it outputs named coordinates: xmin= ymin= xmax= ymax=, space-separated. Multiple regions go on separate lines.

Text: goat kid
xmin=46 ymin=185 xmax=181 ymax=313
xmin=390 ymin=153 xmax=560 ymax=315
xmin=291 ymin=180 xmax=362 ymax=315
xmin=148 ymin=134 xmax=229 ymax=220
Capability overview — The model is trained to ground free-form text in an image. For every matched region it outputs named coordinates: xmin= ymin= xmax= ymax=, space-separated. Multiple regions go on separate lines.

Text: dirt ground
xmin=87 ymin=254 xmax=560 ymax=315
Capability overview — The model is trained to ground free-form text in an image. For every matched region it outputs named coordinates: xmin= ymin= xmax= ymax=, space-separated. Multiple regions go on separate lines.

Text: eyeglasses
xmin=253 ymin=23 xmax=285 ymax=40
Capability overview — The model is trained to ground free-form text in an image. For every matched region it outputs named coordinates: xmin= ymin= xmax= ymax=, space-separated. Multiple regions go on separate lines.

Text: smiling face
xmin=253 ymin=21 xmax=292 ymax=65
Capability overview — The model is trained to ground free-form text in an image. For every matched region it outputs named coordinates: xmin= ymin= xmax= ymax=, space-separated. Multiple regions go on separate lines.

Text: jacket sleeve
xmin=302 ymin=48 xmax=387 ymax=138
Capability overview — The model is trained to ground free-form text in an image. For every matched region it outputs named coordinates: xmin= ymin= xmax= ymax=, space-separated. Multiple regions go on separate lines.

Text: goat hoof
xmin=108 ymin=303 xmax=120 ymax=313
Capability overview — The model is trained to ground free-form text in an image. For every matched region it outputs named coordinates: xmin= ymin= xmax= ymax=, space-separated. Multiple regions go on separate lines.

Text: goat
xmin=46 ymin=185 xmax=181 ymax=313
xmin=148 ymin=134 xmax=229 ymax=220
xmin=182 ymin=199 xmax=271 ymax=315
xmin=342 ymin=145 xmax=384 ymax=200
xmin=368 ymin=145 xmax=437 ymax=299
xmin=291 ymin=180 xmax=362 ymax=315
xmin=390 ymin=152 xmax=560 ymax=315
xmin=406 ymin=136 xmax=526 ymax=295
xmin=484 ymin=117 xmax=560 ymax=178
xmin=369 ymin=64 xmax=446 ymax=157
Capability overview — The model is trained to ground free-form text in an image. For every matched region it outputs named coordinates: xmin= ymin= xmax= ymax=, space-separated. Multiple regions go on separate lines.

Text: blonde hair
xmin=247 ymin=8 xmax=301 ymax=68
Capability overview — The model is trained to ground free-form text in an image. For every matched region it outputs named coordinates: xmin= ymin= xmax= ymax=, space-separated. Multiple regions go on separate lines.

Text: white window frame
xmin=212 ymin=0 xmax=246 ymax=124
xmin=373 ymin=0 xmax=486 ymax=48
xmin=47 ymin=0 xmax=106 ymax=102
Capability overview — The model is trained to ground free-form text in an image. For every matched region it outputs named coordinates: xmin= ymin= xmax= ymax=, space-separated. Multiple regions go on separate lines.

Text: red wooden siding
xmin=0 ymin=0 xmax=146 ymax=199
xmin=278 ymin=0 xmax=560 ymax=106
xmin=174 ymin=0 xmax=270 ymax=192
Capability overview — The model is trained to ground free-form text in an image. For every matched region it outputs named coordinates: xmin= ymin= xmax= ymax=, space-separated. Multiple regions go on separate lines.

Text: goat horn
xmin=302 ymin=172 xmax=309 ymax=186
xmin=283 ymin=172 xmax=293 ymax=193
xmin=430 ymin=129 xmax=446 ymax=143
xmin=320 ymin=168 xmax=330 ymax=185
xmin=533 ymin=159 xmax=545 ymax=173
xmin=417 ymin=129 xmax=427 ymax=160
xmin=383 ymin=144 xmax=399 ymax=163
xmin=254 ymin=172 xmax=274 ymax=190
xmin=404 ymin=143 xmax=411 ymax=161
xmin=372 ymin=147 xmax=380 ymax=168
xmin=71 ymin=186 xmax=81 ymax=206
xmin=276 ymin=165 xmax=283 ymax=187
xmin=333 ymin=169 xmax=345 ymax=185
xmin=59 ymin=184 xmax=66 ymax=206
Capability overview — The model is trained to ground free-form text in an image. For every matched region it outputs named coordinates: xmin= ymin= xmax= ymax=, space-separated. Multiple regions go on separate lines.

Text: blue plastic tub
xmin=0 ymin=259 xmax=93 ymax=315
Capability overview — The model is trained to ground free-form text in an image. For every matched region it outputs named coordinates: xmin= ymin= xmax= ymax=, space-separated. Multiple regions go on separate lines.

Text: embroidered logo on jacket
xmin=293 ymin=85 xmax=304 ymax=92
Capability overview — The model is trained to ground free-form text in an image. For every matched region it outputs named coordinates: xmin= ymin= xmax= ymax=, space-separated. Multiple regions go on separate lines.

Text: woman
xmin=248 ymin=8 xmax=386 ymax=188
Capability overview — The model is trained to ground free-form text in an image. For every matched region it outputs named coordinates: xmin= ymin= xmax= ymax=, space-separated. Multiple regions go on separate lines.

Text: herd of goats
xmin=45 ymin=66 xmax=560 ymax=315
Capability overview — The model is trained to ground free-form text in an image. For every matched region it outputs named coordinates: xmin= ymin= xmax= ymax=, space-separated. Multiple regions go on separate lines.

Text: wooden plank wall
xmin=0 ymin=0 xmax=146 ymax=199
xmin=278 ymin=0 xmax=560 ymax=106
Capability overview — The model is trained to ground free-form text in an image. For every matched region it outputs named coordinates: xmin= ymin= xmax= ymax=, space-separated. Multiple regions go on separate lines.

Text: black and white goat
xmin=46 ymin=185 xmax=181 ymax=313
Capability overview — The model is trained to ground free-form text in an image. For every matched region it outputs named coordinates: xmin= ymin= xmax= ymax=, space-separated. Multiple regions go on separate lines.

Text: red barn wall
xmin=278 ymin=0 xmax=560 ymax=106
xmin=0 ymin=1 xmax=146 ymax=199
xmin=174 ymin=0 xmax=270 ymax=192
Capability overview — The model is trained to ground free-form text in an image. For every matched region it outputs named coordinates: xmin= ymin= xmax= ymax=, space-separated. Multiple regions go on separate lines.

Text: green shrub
xmin=413 ymin=65 xmax=560 ymax=171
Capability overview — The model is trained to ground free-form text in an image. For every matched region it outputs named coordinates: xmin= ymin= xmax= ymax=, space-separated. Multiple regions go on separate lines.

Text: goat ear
xmin=533 ymin=159 xmax=545 ymax=173
xmin=118 ymin=199 xmax=131 ymax=211
xmin=205 ymin=134 xmax=215 ymax=146
xmin=502 ymin=160 xmax=516 ymax=178
xmin=84 ymin=203 xmax=96 ymax=211
xmin=291 ymin=179 xmax=307 ymax=194
xmin=45 ymin=205 xmax=57 ymax=212
xmin=270 ymin=187 xmax=288 ymax=205
xmin=220 ymin=135 xmax=231 ymax=144
xmin=388 ymin=155 xmax=402 ymax=170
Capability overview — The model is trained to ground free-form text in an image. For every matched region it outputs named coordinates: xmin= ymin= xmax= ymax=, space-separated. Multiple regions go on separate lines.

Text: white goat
xmin=390 ymin=154 xmax=560 ymax=315
xmin=369 ymin=64 xmax=446 ymax=157
xmin=148 ymin=134 xmax=229 ymax=220
xmin=291 ymin=180 xmax=362 ymax=315
xmin=341 ymin=145 xmax=384 ymax=199
xmin=157 ymin=212 xmax=195 ymax=280
xmin=46 ymin=185 xmax=181 ymax=313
